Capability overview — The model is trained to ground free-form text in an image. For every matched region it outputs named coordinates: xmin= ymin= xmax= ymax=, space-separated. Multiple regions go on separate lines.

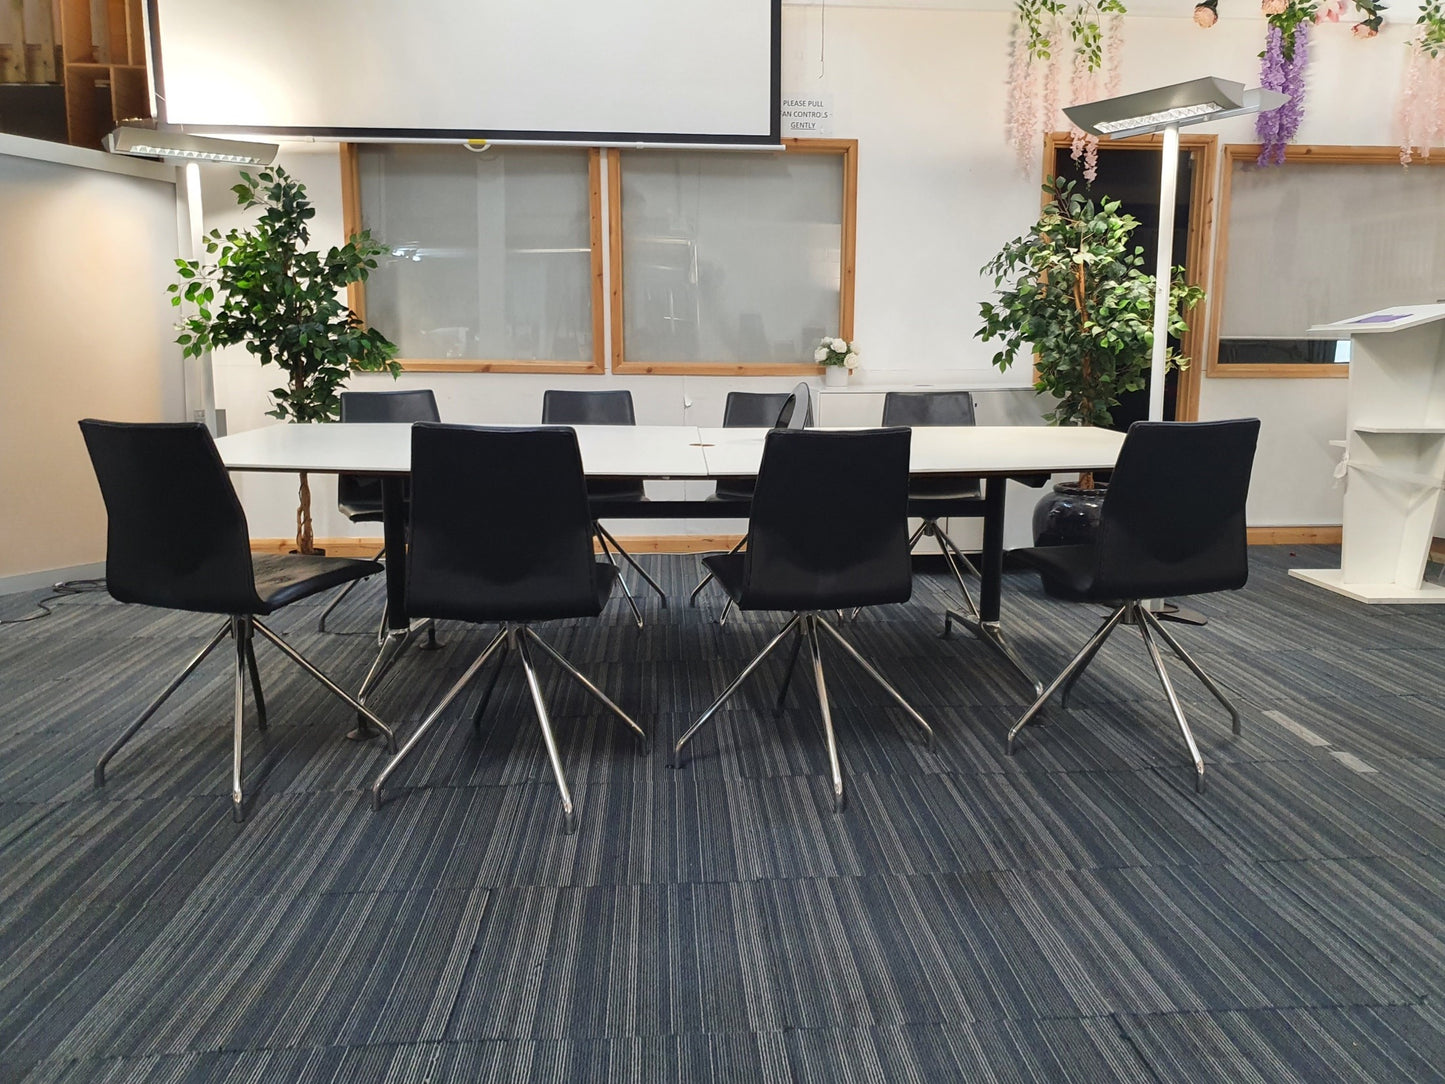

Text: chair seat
xmin=1011 ymin=544 xmax=1098 ymax=602
xmin=587 ymin=479 xmax=647 ymax=503
xmin=703 ymin=550 xmax=910 ymax=612
xmin=711 ymin=479 xmax=756 ymax=503
xmin=252 ymin=554 xmax=384 ymax=613
xmin=411 ymin=560 xmax=619 ymax=624
xmin=908 ymin=474 xmax=982 ymax=503
xmin=337 ymin=499 xmax=384 ymax=523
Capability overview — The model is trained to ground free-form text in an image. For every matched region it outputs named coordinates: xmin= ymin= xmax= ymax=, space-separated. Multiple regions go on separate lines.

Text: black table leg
xmin=942 ymin=476 xmax=1043 ymax=696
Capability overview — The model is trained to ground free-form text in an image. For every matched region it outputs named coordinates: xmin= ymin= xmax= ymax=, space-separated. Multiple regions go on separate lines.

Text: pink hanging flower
xmin=1352 ymin=21 xmax=1378 ymax=35
xmin=1194 ymin=1 xmax=1219 ymax=26
xmin=1316 ymin=0 xmax=1344 ymax=21
xmin=1261 ymin=0 xmax=1289 ymax=14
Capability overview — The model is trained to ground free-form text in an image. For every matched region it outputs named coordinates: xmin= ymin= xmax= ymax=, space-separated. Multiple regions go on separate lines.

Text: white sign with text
xmin=781 ymin=94 xmax=833 ymax=137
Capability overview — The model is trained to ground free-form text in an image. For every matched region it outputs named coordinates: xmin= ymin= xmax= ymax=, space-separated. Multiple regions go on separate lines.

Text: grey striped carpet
xmin=1 ymin=546 xmax=1443 ymax=1082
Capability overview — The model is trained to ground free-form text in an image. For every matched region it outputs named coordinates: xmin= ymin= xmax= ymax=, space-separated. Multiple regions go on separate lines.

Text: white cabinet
xmin=1290 ymin=304 xmax=1445 ymax=603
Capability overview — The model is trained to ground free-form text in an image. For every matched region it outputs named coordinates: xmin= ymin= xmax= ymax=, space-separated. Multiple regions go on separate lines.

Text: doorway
xmin=1045 ymin=134 xmax=1217 ymax=425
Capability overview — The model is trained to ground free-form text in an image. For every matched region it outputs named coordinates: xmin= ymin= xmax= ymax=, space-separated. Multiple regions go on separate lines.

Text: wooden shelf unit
xmin=58 ymin=0 xmax=149 ymax=150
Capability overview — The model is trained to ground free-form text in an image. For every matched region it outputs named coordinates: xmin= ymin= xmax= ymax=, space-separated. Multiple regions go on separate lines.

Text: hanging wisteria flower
xmin=1256 ymin=0 xmax=1315 ymax=166
xmin=817 ymin=337 xmax=859 ymax=368
xmin=1399 ymin=3 xmax=1445 ymax=164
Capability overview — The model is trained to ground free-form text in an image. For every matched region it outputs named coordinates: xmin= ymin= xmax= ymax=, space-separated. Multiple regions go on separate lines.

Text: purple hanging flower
xmin=1256 ymin=18 xmax=1310 ymax=165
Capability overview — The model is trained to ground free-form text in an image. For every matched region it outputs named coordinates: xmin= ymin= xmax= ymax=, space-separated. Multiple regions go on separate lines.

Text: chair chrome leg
xmin=1136 ymin=611 xmax=1207 ymax=793
xmin=252 ymin=619 xmax=396 ymax=751
xmin=596 ymin=529 xmax=645 ymax=629
xmin=523 ymin=626 xmax=648 ymax=751
xmin=318 ymin=546 xmax=384 ymax=634
xmin=718 ymin=598 xmax=734 ymax=626
xmin=514 ymin=626 xmax=578 ymax=833
xmin=1059 ymin=611 xmax=1118 ymax=709
xmin=814 ymin=616 xmax=935 ymax=746
xmin=1140 ymin=609 xmax=1242 ymax=735
xmin=472 ymin=632 xmax=511 ymax=733
xmin=372 ymin=627 xmax=507 ymax=810
xmin=774 ymin=621 xmax=806 ymax=715
xmin=942 ymin=610 xmax=1044 ymax=698
xmin=95 ymin=620 xmax=231 ymax=788
xmin=797 ymin=616 xmax=844 ymax=811
xmin=931 ymin=521 xmax=981 ymax=620
xmin=597 ymin=522 xmax=668 ymax=607
xmin=674 ymin=613 xmax=803 ymax=766
xmin=231 ymin=617 xmax=249 ymax=822
xmin=353 ymin=625 xmax=414 ymax=739
xmin=1007 ymin=605 xmax=1127 ymax=754
xmin=245 ymin=636 xmax=267 ymax=732
xmin=690 ymin=536 xmax=746 ymax=606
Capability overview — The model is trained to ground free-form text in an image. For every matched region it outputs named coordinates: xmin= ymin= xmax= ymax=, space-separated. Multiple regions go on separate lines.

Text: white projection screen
xmin=149 ymin=0 xmax=780 ymax=144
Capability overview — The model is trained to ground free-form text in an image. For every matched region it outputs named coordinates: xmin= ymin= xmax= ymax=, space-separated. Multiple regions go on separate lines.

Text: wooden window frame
xmin=1205 ymin=144 xmax=1445 ymax=380
xmin=341 ymin=143 xmax=607 ymax=374
xmin=1043 ymin=132 xmax=1218 ymax=421
xmin=608 ymin=137 xmax=858 ymax=376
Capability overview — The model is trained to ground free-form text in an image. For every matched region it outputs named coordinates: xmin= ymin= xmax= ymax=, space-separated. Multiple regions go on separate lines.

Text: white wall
xmin=205 ymin=5 xmax=1421 ymax=539
xmin=0 ymin=136 xmax=185 ymax=591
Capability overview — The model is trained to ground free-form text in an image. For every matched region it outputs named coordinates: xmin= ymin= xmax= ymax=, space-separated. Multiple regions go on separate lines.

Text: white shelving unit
xmin=1290 ymin=303 xmax=1445 ymax=603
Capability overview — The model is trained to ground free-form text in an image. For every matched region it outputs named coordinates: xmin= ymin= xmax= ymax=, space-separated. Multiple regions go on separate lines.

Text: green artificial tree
xmin=977 ymin=176 xmax=1205 ymax=488
xmin=171 ymin=166 xmax=400 ymax=553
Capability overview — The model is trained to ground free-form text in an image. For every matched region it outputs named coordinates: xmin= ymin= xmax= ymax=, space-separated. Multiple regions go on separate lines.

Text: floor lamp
xmin=1063 ymin=77 xmax=1288 ymax=421
xmin=1064 ymin=78 xmax=1286 ymax=623
xmin=104 ymin=122 xmax=280 ymax=436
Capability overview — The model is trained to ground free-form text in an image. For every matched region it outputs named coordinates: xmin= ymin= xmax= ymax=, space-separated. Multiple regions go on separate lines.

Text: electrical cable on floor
xmin=0 ymin=579 xmax=108 ymax=625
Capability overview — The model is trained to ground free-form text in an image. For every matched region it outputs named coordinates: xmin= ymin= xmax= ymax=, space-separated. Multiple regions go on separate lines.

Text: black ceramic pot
xmin=1031 ymin=482 xmax=1108 ymax=547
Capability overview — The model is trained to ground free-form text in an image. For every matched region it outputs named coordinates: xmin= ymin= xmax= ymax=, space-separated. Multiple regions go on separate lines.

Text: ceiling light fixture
xmin=103 ymin=121 xmax=279 ymax=166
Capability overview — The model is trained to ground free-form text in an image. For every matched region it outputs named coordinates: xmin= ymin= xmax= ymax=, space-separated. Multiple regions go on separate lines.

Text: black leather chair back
xmin=881 ymin=390 xmax=975 ymax=427
xmin=715 ymin=389 xmax=814 ymax=502
xmin=79 ymin=420 xmax=259 ymax=614
xmin=541 ymin=390 xmax=642 ymax=502
xmin=882 ymin=390 xmax=981 ymax=502
xmin=406 ymin=424 xmax=603 ymax=623
xmin=541 ymin=389 xmax=636 ymax=426
xmin=337 ymin=389 xmax=441 ymax=519
xmin=1091 ymin=419 xmax=1261 ymax=600
xmin=722 ymin=390 xmax=814 ymax=429
xmin=738 ymin=428 xmax=913 ymax=611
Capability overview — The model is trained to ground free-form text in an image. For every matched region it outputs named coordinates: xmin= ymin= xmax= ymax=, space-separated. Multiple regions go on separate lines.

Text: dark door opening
xmin=1048 ymin=143 xmax=1196 ymax=429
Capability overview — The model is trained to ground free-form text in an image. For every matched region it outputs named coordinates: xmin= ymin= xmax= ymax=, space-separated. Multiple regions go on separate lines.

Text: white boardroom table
xmin=215 ymin=421 xmax=1126 ymax=693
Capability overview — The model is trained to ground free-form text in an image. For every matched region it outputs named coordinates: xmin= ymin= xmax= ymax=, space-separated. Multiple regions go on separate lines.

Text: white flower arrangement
xmin=816 ymin=336 xmax=861 ymax=370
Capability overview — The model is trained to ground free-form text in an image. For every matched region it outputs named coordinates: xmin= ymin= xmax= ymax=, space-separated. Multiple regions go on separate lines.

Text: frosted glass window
xmin=356 ymin=145 xmax=595 ymax=363
xmin=619 ymin=151 xmax=844 ymax=365
xmin=1218 ymin=156 xmax=1445 ymax=366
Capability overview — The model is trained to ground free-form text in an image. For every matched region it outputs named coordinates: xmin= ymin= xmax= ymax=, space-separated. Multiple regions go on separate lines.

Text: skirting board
xmin=254 ymin=527 xmax=1345 ymax=558
xmin=0 ymin=561 xmax=106 ymax=598
xmin=249 ymin=535 xmax=748 ymax=557
xmin=1289 ymin=567 xmax=1445 ymax=604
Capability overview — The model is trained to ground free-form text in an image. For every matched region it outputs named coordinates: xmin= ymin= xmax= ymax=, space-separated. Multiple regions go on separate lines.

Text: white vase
xmin=823 ymin=365 xmax=849 ymax=387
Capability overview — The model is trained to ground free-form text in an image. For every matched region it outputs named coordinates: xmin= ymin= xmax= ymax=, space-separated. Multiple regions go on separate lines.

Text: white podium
xmin=1290 ymin=303 xmax=1445 ymax=603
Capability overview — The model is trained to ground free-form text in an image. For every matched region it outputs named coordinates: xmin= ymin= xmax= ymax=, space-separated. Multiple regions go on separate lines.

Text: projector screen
xmin=149 ymin=0 xmax=780 ymax=145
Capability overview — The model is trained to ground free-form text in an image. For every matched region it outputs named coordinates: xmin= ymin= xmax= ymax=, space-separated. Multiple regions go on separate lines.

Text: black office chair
xmin=673 ymin=428 xmax=933 ymax=810
xmin=317 ymin=388 xmax=441 ymax=635
xmin=541 ymin=388 xmax=665 ymax=627
xmin=689 ymin=382 xmax=813 ymax=618
xmin=878 ymin=391 xmax=986 ymax=620
xmin=1007 ymin=419 xmax=1261 ymax=793
xmin=79 ymin=420 xmax=395 ymax=822
xmin=371 ymin=424 xmax=647 ymax=831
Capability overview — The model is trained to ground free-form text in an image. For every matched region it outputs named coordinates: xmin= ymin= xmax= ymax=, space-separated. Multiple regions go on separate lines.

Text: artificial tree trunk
xmin=296 ymin=471 xmax=315 ymax=555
